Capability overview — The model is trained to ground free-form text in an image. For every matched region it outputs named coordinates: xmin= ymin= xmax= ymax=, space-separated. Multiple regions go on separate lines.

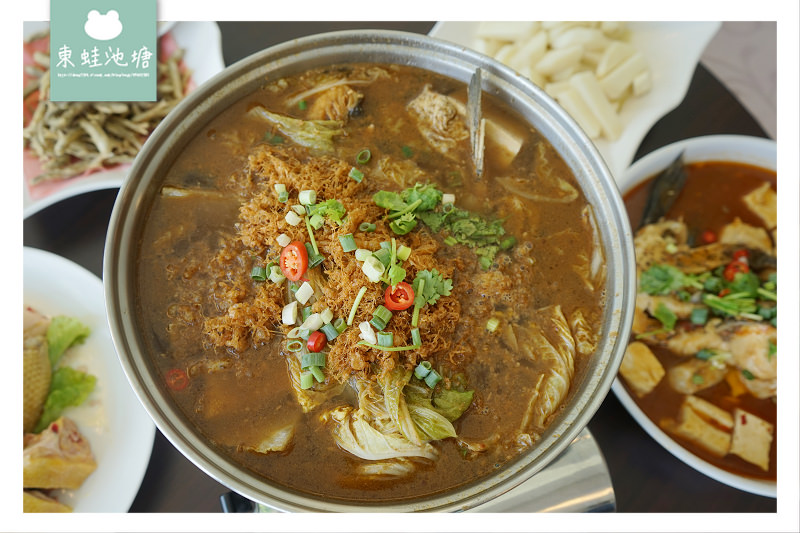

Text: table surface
xmin=22 ymin=21 xmax=777 ymax=514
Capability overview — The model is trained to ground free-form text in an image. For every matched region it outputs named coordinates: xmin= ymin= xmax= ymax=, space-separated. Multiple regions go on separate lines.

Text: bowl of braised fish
xmin=104 ymin=30 xmax=636 ymax=511
xmin=613 ymin=134 xmax=777 ymax=497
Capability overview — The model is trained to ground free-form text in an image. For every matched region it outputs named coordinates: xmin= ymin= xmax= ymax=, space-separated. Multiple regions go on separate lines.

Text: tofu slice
xmin=662 ymin=396 xmax=732 ymax=457
xmin=742 ymin=182 xmax=777 ymax=230
xmin=684 ymin=394 xmax=734 ymax=431
xmin=619 ymin=341 xmax=665 ymax=397
xmin=729 ymin=409 xmax=774 ymax=471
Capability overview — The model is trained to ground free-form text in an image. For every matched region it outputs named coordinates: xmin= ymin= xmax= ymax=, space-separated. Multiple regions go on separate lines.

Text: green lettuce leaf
xmin=46 ymin=316 xmax=90 ymax=367
xmin=34 ymin=366 xmax=97 ymax=433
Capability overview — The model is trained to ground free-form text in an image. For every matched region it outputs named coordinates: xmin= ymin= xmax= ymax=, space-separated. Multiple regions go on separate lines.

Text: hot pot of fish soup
xmin=104 ymin=30 xmax=636 ymax=512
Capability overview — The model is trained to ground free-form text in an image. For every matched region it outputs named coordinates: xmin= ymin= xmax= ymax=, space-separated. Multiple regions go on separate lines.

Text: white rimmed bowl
xmin=612 ymin=134 xmax=777 ymax=498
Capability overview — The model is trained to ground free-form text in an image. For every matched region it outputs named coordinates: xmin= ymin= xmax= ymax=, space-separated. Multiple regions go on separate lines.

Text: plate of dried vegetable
xmin=22 ymin=21 xmax=225 ymax=218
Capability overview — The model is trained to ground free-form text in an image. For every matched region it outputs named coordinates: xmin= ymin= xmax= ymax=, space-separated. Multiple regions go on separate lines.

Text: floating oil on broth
xmin=135 ymin=63 xmax=606 ymax=501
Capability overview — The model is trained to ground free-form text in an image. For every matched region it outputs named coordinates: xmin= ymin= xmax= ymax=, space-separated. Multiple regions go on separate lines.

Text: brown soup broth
xmin=135 ymin=63 xmax=605 ymax=501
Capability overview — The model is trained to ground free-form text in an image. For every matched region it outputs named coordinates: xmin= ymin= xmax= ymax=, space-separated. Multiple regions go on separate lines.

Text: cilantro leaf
xmin=389 ymin=213 xmax=417 ymax=235
xmin=413 ymin=269 xmax=453 ymax=306
xmin=373 ymin=190 xmax=408 ymax=212
xmin=308 ymin=199 xmax=346 ymax=225
xmin=401 ymin=183 xmax=442 ymax=212
xmin=639 ymin=264 xmax=701 ymax=295
xmin=653 ymin=302 xmax=677 ymax=331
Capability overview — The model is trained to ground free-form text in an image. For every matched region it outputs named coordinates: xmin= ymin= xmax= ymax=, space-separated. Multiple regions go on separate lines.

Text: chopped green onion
xmin=414 ymin=360 xmax=432 ymax=379
xmin=370 ymin=316 xmax=387 ymax=331
xmin=333 ymin=317 xmax=347 ymax=334
xmin=379 ymin=240 xmax=392 ymax=251
xmin=356 ymin=340 xmax=420 ymax=351
xmin=277 ymin=191 xmax=289 ymax=203
xmin=373 ymin=305 xmax=392 ymax=325
xmin=411 ymin=278 xmax=425 ymax=327
xmin=309 ymin=214 xmax=325 ymax=229
xmin=443 ymin=236 xmax=458 ymax=246
xmin=339 ymin=233 xmax=358 ymax=252
xmin=300 ymin=371 xmax=314 ymax=389
xmin=362 ymin=255 xmax=385 ymax=283
xmin=285 ymin=339 xmax=304 ymax=352
xmin=295 ymin=281 xmax=314 ymax=305
xmin=305 ymin=216 xmax=320 ymax=257
xmin=291 ymin=204 xmax=307 ymax=215
xmin=250 ymin=265 xmax=267 ymax=281
xmin=299 ymin=190 xmax=317 ymax=205
xmin=300 ymin=306 xmax=312 ymax=323
xmin=377 ymin=331 xmax=394 ymax=347
xmin=298 ymin=328 xmax=311 ymax=340
xmin=359 ymin=222 xmax=376 ymax=233
xmin=285 ymin=210 xmax=303 ymax=226
xmin=373 ymin=248 xmax=391 ymax=267
xmin=424 ymin=368 xmax=442 ymax=388
xmin=499 ymin=236 xmax=517 ymax=250
xmin=691 ymin=373 xmax=704 ymax=385
xmin=401 ymin=145 xmax=413 ymax=158
xmin=310 ymin=365 xmax=325 ymax=382
xmin=349 ymin=167 xmax=364 ymax=183
xmin=356 ymin=149 xmax=371 ymax=164
xmin=696 ymin=348 xmax=715 ymax=361
xmin=320 ymin=308 xmax=334 ymax=324
xmin=301 ymin=352 xmax=326 ymax=369
xmin=690 ymin=307 xmax=709 ymax=325
xmin=274 ymin=183 xmax=287 ymax=194
xmin=486 ymin=317 xmax=500 ymax=332
xmin=266 ymin=133 xmax=284 ymax=144
xmin=298 ymin=99 xmax=307 ymax=110
xmin=320 ymin=322 xmax=339 ymax=341
xmin=479 ymin=256 xmax=492 ymax=270
xmin=355 ymin=248 xmax=372 ymax=262
xmin=397 ymin=245 xmax=412 ymax=261
xmin=347 ymin=286 xmax=368 ymax=326
xmin=268 ymin=265 xmax=285 ymax=283
xmin=741 ymin=369 xmax=755 ymax=380
xmin=411 ymin=327 xmax=421 ymax=347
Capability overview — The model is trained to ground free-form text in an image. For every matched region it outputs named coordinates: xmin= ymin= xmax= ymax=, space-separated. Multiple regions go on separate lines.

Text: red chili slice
xmin=384 ymin=282 xmax=415 ymax=311
xmin=279 ymin=241 xmax=309 ymax=281
xmin=307 ymin=330 xmax=327 ymax=352
xmin=166 ymin=368 xmax=189 ymax=391
xmin=701 ymin=230 xmax=717 ymax=244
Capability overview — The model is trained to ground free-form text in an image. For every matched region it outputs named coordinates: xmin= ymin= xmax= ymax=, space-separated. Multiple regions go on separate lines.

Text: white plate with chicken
xmin=23 ymin=247 xmax=156 ymax=512
xmin=611 ymin=135 xmax=777 ymax=497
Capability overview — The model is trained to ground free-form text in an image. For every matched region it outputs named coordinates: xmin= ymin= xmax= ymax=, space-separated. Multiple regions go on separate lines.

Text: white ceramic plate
xmin=23 ymin=21 xmax=226 ymax=219
xmin=428 ymin=21 xmax=721 ymax=182
xmin=612 ymin=134 xmax=777 ymax=498
xmin=23 ymin=247 xmax=156 ymax=512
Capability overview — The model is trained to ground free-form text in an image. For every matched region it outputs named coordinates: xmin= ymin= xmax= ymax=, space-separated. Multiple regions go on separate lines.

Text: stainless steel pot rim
xmin=104 ymin=29 xmax=636 ymax=512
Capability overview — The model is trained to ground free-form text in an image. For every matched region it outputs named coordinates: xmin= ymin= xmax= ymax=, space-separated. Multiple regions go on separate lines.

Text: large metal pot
xmin=104 ymin=30 xmax=636 ymax=512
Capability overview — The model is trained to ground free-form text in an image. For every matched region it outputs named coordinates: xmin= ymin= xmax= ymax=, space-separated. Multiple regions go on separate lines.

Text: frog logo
xmin=83 ymin=9 xmax=123 ymax=41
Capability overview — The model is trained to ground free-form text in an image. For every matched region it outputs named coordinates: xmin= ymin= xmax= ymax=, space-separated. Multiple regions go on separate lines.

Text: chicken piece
xmin=666 ymin=242 xmax=733 ymax=274
xmin=724 ymin=323 xmax=776 ymax=381
xmin=23 ymin=417 xmax=96 ymax=490
xmin=661 ymin=395 xmax=732 ymax=457
xmin=307 ymin=85 xmax=363 ymax=122
xmin=742 ymin=182 xmax=777 ymax=230
xmin=729 ymin=409 xmax=773 ymax=471
xmin=23 ymin=307 xmax=52 ymax=434
xmin=667 ymin=358 xmax=727 ymax=395
xmin=640 ymin=293 xmax=702 ymax=320
xmin=23 ymin=490 xmax=72 ymax=513
xmin=718 ymin=217 xmax=773 ymax=254
xmin=407 ymin=85 xmax=469 ymax=160
xmin=663 ymin=320 xmax=726 ymax=357
xmin=619 ymin=341 xmax=665 ymax=397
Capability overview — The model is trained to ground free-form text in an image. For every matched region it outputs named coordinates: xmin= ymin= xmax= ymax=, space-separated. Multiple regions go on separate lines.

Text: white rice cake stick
xmin=534 ymin=44 xmax=583 ymax=77
xmin=476 ymin=21 xmax=538 ymax=41
xmin=595 ymin=40 xmax=636 ymax=78
xmin=550 ymin=26 xmax=607 ymax=51
xmin=507 ymin=31 xmax=548 ymax=72
xmin=729 ymin=408 xmax=774 ymax=471
xmin=599 ymin=51 xmax=649 ymax=101
xmin=552 ymin=85 xmax=602 ymax=139
xmin=569 ymin=70 xmax=622 ymax=140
